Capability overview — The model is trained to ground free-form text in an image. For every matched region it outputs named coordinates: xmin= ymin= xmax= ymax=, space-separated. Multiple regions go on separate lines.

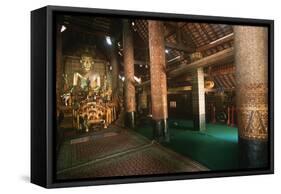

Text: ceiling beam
xmin=197 ymin=33 xmax=234 ymax=52
xmin=120 ymin=60 xmax=149 ymax=67
xmin=164 ymin=22 xmax=195 ymax=53
xmin=165 ymin=42 xmax=195 ymax=53
xmin=139 ymin=47 xmax=234 ymax=87
xmin=168 ymin=47 xmax=234 ymax=78
xmin=164 ymin=22 xmax=187 ymax=38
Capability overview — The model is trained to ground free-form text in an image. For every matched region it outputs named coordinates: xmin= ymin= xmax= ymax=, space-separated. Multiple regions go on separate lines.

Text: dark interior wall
xmin=166 ymin=92 xmax=236 ymax=124
xmin=206 ymin=92 xmax=235 ymax=110
xmin=168 ymin=93 xmax=193 ymax=119
xmin=206 ymin=91 xmax=236 ymax=124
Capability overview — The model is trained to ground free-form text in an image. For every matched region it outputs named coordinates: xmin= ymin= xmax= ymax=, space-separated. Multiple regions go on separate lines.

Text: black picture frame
xmin=31 ymin=5 xmax=274 ymax=188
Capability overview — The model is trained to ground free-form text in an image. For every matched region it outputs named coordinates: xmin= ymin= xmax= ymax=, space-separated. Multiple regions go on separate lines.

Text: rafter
xmin=165 ymin=42 xmax=195 ymax=53
xmin=197 ymin=33 xmax=234 ymax=52
xmin=169 ymin=47 xmax=234 ymax=77
xmin=139 ymin=47 xmax=234 ymax=87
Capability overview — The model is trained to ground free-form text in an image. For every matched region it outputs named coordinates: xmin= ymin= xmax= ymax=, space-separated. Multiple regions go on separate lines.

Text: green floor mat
xmin=136 ymin=118 xmax=239 ymax=171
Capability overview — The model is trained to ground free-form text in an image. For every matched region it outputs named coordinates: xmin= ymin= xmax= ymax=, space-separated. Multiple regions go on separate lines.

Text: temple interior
xmin=55 ymin=14 xmax=269 ymax=180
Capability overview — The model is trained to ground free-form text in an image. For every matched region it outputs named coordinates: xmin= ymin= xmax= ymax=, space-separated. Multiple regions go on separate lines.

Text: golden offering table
xmin=74 ymin=99 xmax=118 ymax=132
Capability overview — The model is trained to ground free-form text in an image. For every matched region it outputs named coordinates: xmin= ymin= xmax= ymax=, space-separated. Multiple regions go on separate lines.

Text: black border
xmin=34 ymin=5 xmax=274 ymax=188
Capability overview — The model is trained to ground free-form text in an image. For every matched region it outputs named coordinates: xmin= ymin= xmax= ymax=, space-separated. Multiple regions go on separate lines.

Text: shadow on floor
xmin=20 ymin=175 xmax=30 ymax=183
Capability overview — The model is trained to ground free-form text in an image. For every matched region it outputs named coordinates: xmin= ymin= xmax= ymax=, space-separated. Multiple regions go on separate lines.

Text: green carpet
xmin=136 ymin=118 xmax=239 ymax=171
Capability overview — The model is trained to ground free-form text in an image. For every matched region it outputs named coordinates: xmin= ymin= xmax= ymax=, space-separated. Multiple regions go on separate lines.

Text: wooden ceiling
xmin=60 ymin=15 xmax=235 ymax=90
xmin=133 ymin=20 xmax=233 ymax=67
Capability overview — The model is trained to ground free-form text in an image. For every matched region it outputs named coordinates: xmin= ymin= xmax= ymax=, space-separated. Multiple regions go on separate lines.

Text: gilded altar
xmin=74 ymin=92 xmax=119 ymax=132
xmin=60 ymin=51 xmax=119 ymax=132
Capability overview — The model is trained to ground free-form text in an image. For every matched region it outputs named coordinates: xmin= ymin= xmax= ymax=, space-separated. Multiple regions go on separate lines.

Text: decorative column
xmin=110 ymin=40 xmax=119 ymax=96
xmin=234 ymin=26 xmax=268 ymax=168
xmin=123 ymin=19 xmax=136 ymax=129
xmin=192 ymin=67 xmax=206 ymax=131
xmin=148 ymin=20 xmax=169 ymax=142
xmin=56 ymin=24 xmax=63 ymax=108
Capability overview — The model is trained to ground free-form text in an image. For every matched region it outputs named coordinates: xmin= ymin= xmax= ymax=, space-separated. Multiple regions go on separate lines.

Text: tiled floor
xmin=56 ymin=126 xmax=208 ymax=180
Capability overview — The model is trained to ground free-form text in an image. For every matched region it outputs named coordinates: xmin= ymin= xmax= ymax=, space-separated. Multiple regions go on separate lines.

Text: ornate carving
xmin=238 ymin=107 xmax=268 ymax=140
xmin=237 ymin=83 xmax=268 ymax=140
xmin=190 ymin=52 xmax=203 ymax=62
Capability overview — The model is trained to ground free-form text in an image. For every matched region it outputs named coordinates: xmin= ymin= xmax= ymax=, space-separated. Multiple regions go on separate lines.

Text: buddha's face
xmin=81 ymin=55 xmax=94 ymax=72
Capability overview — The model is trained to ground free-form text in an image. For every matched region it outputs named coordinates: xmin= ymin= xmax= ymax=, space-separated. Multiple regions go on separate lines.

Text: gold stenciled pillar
xmin=123 ymin=19 xmax=136 ymax=129
xmin=234 ymin=26 xmax=268 ymax=168
xmin=192 ymin=67 xmax=206 ymax=131
xmin=148 ymin=20 xmax=169 ymax=142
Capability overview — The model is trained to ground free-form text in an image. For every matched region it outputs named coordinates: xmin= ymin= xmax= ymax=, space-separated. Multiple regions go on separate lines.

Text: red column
xmin=123 ymin=19 xmax=136 ymax=129
xmin=148 ymin=20 xmax=169 ymax=142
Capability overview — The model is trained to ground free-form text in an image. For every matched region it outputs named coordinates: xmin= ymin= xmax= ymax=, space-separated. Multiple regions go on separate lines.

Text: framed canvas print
xmin=31 ymin=5 xmax=274 ymax=188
